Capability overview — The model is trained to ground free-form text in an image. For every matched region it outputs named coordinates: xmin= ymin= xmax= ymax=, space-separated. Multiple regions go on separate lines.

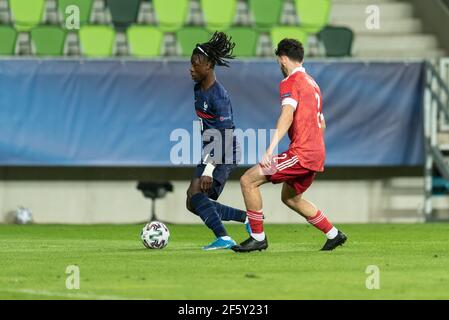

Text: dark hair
xmin=192 ymin=31 xmax=235 ymax=67
xmin=275 ymin=38 xmax=304 ymax=62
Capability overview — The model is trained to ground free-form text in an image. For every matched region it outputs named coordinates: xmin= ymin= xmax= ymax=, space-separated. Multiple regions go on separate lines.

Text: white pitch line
xmin=0 ymin=288 xmax=136 ymax=300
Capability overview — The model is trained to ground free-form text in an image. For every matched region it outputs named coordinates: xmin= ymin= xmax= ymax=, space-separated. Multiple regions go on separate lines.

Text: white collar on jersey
xmin=291 ymin=66 xmax=306 ymax=75
xmin=282 ymin=66 xmax=306 ymax=82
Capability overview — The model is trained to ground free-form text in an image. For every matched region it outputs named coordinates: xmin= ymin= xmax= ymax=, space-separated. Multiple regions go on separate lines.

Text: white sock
xmin=326 ymin=227 xmax=338 ymax=240
xmin=251 ymin=232 xmax=265 ymax=241
xmin=220 ymin=236 xmax=231 ymax=241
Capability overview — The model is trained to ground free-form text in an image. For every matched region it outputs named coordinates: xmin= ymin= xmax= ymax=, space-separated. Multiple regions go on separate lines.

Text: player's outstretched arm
xmin=261 ymin=105 xmax=295 ymax=168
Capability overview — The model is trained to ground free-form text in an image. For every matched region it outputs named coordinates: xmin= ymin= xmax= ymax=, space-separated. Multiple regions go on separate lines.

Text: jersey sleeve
xmin=279 ymin=79 xmax=299 ymax=110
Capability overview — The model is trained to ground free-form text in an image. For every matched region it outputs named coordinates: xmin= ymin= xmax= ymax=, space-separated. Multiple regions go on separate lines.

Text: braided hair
xmin=192 ymin=31 xmax=236 ymax=67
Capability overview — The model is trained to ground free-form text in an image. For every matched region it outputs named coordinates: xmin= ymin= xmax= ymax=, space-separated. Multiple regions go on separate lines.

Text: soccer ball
xmin=14 ymin=207 xmax=33 ymax=225
xmin=141 ymin=221 xmax=170 ymax=249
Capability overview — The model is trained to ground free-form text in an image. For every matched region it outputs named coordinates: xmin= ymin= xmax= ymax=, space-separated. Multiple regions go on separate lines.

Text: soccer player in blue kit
xmin=186 ymin=32 xmax=250 ymax=250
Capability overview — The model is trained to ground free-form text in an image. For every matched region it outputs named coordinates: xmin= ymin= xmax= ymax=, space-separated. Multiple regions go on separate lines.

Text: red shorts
xmin=262 ymin=150 xmax=316 ymax=195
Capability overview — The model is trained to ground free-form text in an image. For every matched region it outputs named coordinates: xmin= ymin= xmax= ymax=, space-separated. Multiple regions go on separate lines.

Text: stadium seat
xmin=31 ymin=26 xmax=66 ymax=56
xmin=294 ymin=0 xmax=331 ymax=34
xmin=127 ymin=25 xmax=163 ymax=57
xmin=318 ymin=26 xmax=353 ymax=57
xmin=79 ymin=25 xmax=115 ymax=57
xmin=201 ymin=0 xmax=237 ymax=31
xmin=176 ymin=27 xmax=211 ymax=56
xmin=226 ymin=27 xmax=258 ymax=57
xmin=248 ymin=0 xmax=283 ymax=31
xmin=58 ymin=0 xmax=94 ymax=25
xmin=153 ymin=0 xmax=189 ymax=32
xmin=0 ymin=25 xmax=17 ymax=55
xmin=107 ymin=0 xmax=141 ymax=31
xmin=270 ymin=27 xmax=308 ymax=52
xmin=9 ymin=0 xmax=45 ymax=31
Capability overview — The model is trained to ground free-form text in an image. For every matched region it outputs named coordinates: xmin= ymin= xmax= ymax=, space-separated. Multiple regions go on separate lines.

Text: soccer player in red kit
xmin=232 ymin=38 xmax=347 ymax=253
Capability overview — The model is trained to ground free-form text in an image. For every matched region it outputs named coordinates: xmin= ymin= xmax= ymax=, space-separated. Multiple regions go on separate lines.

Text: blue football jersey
xmin=194 ymin=81 xmax=235 ymax=132
xmin=193 ymin=81 xmax=238 ymax=165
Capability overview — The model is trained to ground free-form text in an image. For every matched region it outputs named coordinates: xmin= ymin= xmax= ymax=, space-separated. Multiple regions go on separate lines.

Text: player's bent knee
xmin=240 ymin=174 xmax=251 ymax=189
xmin=282 ymin=193 xmax=301 ymax=209
xmin=281 ymin=194 xmax=289 ymax=205
xmin=185 ymin=196 xmax=196 ymax=214
xmin=281 ymin=196 xmax=294 ymax=208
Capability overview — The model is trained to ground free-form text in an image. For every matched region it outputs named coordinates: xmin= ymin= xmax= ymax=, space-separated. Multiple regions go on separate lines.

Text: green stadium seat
xmin=226 ymin=27 xmax=258 ymax=57
xmin=9 ymin=0 xmax=45 ymax=31
xmin=127 ymin=25 xmax=163 ymax=57
xmin=201 ymin=0 xmax=236 ymax=31
xmin=153 ymin=0 xmax=189 ymax=32
xmin=58 ymin=0 xmax=94 ymax=25
xmin=176 ymin=27 xmax=211 ymax=56
xmin=79 ymin=25 xmax=115 ymax=57
xmin=248 ymin=0 xmax=283 ymax=31
xmin=270 ymin=26 xmax=308 ymax=52
xmin=107 ymin=0 xmax=141 ymax=31
xmin=0 ymin=26 xmax=17 ymax=55
xmin=294 ymin=0 xmax=331 ymax=34
xmin=318 ymin=26 xmax=353 ymax=57
xmin=31 ymin=26 xmax=66 ymax=56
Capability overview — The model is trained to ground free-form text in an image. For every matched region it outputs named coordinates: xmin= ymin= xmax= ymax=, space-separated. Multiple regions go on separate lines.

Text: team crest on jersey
xmin=203 ymin=101 xmax=208 ymax=111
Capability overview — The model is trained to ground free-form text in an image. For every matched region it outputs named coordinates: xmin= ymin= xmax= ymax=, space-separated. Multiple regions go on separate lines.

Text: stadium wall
xmin=0 ymin=167 xmax=426 ymax=224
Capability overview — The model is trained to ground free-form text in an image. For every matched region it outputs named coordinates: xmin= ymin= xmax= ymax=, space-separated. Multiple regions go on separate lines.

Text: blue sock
xmin=190 ymin=193 xmax=228 ymax=238
xmin=213 ymin=202 xmax=246 ymax=222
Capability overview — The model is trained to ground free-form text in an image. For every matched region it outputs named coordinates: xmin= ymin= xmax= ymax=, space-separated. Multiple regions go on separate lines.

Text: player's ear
xmin=206 ymin=61 xmax=213 ymax=71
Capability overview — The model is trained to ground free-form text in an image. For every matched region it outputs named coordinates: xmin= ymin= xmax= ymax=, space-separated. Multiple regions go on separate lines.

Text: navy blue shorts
xmin=194 ymin=163 xmax=237 ymax=200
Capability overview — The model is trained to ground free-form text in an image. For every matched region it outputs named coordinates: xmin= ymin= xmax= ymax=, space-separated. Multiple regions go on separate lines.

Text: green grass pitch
xmin=0 ymin=223 xmax=448 ymax=300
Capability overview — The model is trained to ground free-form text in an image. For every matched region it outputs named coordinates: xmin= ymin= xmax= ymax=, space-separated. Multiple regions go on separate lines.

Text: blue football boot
xmin=202 ymin=237 xmax=237 ymax=250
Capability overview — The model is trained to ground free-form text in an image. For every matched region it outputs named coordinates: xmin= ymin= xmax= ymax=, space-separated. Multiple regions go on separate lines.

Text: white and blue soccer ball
xmin=141 ymin=221 xmax=170 ymax=249
xmin=14 ymin=207 xmax=33 ymax=225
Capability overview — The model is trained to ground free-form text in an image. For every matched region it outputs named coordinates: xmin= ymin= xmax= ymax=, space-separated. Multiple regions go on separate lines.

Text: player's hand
xmin=261 ymin=151 xmax=274 ymax=169
xmin=200 ymin=175 xmax=213 ymax=194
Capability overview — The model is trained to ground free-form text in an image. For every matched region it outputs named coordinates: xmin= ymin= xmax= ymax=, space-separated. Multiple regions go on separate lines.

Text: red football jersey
xmin=279 ymin=66 xmax=325 ymax=172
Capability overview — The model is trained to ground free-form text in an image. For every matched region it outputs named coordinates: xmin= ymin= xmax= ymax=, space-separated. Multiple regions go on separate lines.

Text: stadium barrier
xmin=423 ymin=60 xmax=449 ymax=220
xmin=0 ymin=58 xmax=424 ymax=167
